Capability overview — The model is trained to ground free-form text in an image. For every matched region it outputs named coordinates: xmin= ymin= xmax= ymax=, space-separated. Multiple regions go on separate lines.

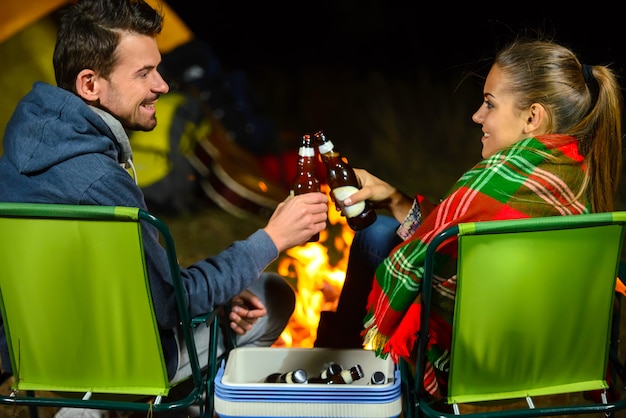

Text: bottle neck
xmin=339 ymin=369 xmax=355 ymax=384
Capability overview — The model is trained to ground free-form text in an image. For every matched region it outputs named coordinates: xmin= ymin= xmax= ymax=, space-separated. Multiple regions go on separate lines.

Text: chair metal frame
xmin=401 ymin=212 xmax=626 ymax=417
xmin=0 ymin=203 xmax=226 ymax=418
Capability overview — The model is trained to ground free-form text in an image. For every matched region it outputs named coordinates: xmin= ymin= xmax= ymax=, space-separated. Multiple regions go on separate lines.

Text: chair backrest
xmin=414 ymin=212 xmax=626 ymax=412
xmin=0 ymin=202 xmax=220 ymax=416
xmin=0 ymin=203 xmax=169 ymax=395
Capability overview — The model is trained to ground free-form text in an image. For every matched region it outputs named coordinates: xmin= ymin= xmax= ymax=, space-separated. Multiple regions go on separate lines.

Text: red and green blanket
xmin=363 ymin=134 xmax=589 ymax=396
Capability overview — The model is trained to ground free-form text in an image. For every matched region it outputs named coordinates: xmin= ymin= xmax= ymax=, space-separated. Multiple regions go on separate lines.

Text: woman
xmin=317 ymin=37 xmax=623 ymax=397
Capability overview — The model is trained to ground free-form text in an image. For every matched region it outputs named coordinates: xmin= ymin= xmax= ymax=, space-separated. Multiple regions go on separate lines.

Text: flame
xmin=274 ymin=185 xmax=354 ymax=348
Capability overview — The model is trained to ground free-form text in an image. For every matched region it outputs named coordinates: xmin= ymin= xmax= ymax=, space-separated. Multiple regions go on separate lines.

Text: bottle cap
xmin=320 ymin=362 xmax=343 ymax=379
xmin=370 ymin=370 xmax=386 ymax=385
xmin=353 ymin=364 xmax=365 ymax=379
xmin=287 ymin=369 xmax=308 ymax=384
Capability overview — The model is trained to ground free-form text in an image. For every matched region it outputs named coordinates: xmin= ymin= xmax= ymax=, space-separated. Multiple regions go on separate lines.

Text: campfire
xmin=273 ymin=185 xmax=354 ymax=348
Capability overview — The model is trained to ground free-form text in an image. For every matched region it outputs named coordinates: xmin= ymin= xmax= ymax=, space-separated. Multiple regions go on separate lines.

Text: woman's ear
xmin=75 ymin=69 xmax=99 ymax=102
xmin=523 ymin=103 xmax=548 ymax=135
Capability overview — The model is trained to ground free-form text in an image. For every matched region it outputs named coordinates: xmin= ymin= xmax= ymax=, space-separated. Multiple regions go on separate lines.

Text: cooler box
xmin=214 ymin=347 xmax=402 ymax=418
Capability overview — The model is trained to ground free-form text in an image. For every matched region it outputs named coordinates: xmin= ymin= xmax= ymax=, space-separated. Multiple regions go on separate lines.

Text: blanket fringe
xmin=363 ymin=322 xmax=390 ymax=359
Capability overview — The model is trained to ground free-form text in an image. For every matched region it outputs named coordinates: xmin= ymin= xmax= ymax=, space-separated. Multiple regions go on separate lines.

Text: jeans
xmin=315 ymin=215 xmax=402 ymax=348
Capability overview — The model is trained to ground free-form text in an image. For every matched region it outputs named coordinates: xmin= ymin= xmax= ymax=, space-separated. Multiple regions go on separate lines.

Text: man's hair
xmin=53 ymin=0 xmax=164 ymax=93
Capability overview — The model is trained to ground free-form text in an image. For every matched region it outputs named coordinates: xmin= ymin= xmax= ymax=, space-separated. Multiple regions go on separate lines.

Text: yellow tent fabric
xmin=0 ymin=0 xmax=69 ymax=44
xmin=146 ymin=0 xmax=194 ymax=53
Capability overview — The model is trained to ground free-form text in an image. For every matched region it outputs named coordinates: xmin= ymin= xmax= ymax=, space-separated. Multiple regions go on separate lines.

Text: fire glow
xmin=274 ymin=186 xmax=354 ymax=348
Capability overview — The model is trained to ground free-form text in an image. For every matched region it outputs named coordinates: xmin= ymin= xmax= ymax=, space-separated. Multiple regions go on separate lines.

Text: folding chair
xmin=401 ymin=212 xmax=626 ymax=417
xmin=0 ymin=202 xmax=226 ymax=418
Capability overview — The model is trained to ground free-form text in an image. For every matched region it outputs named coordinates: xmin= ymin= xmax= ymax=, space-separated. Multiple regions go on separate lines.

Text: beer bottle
xmin=308 ymin=364 xmax=364 ymax=384
xmin=290 ymin=134 xmax=321 ymax=242
xmin=264 ymin=368 xmax=308 ymax=384
xmin=313 ymin=130 xmax=376 ymax=231
xmin=369 ymin=370 xmax=386 ymax=385
xmin=309 ymin=362 xmax=343 ymax=382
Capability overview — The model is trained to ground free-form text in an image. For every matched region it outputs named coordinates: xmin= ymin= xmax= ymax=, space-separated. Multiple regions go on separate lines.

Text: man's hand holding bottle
xmin=263 ymin=192 xmax=328 ymax=253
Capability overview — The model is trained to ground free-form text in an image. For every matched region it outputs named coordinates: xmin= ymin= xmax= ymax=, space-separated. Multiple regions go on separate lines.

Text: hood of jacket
xmin=2 ymin=81 xmax=122 ymax=175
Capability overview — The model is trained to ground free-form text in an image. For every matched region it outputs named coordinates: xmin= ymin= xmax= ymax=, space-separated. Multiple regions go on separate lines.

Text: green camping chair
xmin=401 ymin=212 xmax=626 ymax=417
xmin=0 ymin=202 xmax=226 ymax=418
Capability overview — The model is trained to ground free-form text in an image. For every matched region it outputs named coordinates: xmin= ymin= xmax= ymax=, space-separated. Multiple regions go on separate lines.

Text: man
xmin=0 ymin=0 xmax=327 ymax=390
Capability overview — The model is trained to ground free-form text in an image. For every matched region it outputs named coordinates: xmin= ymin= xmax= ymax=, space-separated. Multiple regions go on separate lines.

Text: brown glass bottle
xmin=290 ymin=134 xmax=321 ymax=241
xmin=264 ymin=368 xmax=308 ymax=384
xmin=308 ymin=364 xmax=364 ymax=384
xmin=313 ymin=131 xmax=376 ymax=231
xmin=319 ymin=362 xmax=343 ymax=379
xmin=308 ymin=362 xmax=342 ymax=383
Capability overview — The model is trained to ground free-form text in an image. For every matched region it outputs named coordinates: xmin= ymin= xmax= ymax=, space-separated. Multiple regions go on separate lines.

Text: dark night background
xmin=167 ymin=3 xmax=626 ymax=79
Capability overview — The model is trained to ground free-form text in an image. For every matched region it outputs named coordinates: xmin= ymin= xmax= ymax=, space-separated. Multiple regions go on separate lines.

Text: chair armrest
xmin=191 ymin=305 xmax=225 ymax=328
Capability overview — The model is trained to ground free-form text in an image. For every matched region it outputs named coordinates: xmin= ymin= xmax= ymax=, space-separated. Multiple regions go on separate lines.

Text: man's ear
xmin=75 ymin=69 xmax=99 ymax=102
xmin=523 ymin=103 xmax=548 ymax=135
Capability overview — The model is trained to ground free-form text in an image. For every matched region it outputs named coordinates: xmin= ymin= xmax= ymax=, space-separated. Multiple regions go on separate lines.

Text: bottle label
xmin=333 ymin=186 xmax=365 ymax=218
xmin=340 ymin=369 xmax=354 ymax=384
xmin=298 ymin=147 xmax=315 ymax=157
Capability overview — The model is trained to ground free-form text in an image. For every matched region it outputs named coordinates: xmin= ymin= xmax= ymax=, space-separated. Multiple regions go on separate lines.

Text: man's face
xmin=96 ymin=32 xmax=169 ymax=131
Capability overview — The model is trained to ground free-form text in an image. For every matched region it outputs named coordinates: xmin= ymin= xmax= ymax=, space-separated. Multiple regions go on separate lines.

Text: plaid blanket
xmin=363 ymin=134 xmax=589 ymax=396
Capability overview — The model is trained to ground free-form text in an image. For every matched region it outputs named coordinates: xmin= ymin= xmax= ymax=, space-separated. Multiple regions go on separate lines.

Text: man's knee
xmin=262 ymin=273 xmax=296 ymax=319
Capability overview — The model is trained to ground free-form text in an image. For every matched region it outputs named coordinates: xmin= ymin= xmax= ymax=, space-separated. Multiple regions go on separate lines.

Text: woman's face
xmin=472 ymin=64 xmax=533 ymax=159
